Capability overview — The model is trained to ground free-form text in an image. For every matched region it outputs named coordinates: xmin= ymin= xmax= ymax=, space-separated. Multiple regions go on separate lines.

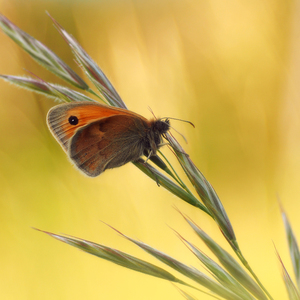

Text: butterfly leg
xmin=144 ymin=150 xmax=153 ymax=164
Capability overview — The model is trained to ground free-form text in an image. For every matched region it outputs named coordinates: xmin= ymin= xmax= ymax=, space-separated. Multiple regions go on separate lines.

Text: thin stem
xmin=236 ymin=249 xmax=274 ymax=300
xmin=86 ymin=87 xmax=107 ymax=104
xmin=158 ymin=149 xmax=194 ymax=197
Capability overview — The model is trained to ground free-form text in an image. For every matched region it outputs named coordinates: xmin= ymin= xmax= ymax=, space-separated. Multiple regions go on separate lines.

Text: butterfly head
xmin=152 ymin=119 xmax=170 ymax=135
xmin=144 ymin=119 xmax=170 ymax=154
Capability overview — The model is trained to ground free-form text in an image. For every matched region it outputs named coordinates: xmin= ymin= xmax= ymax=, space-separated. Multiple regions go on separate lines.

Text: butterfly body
xmin=47 ymin=102 xmax=170 ymax=177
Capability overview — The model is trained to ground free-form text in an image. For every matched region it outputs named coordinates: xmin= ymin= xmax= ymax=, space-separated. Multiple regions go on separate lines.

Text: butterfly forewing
xmin=47 ymin=102 xmax=147 ymax=152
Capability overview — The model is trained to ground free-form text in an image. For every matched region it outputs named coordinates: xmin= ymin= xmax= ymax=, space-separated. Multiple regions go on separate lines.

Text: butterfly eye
xmin=68 ymin=115 xmax=79 ymax=125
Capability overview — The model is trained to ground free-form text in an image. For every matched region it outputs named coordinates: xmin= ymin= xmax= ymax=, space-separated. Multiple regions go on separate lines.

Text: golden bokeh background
xmin=0 ymin=0 xmax=299 ymax=299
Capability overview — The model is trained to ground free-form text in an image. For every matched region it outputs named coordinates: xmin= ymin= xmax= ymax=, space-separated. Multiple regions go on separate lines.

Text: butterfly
xmin=47 ymin=101 xmax=170 ymax=177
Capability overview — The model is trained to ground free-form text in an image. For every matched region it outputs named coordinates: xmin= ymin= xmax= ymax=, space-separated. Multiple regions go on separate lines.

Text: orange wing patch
xmin=47 ymin=102 xmax=147 ymax=152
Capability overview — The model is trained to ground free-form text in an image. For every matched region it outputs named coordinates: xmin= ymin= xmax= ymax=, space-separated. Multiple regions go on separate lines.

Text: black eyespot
xmin=68 ymin=116 xmax=79 ymax=125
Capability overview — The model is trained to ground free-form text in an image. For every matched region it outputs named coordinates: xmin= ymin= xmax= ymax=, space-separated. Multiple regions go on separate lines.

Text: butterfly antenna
xmin=161 ymin=117 xmax=195 ymax=128
xmin=148 ymin=106 xmax=157 ymax=119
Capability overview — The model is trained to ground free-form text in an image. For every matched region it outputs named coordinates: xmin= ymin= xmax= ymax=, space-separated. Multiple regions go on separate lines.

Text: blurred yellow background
xmin=0 ymin=0 xmax=299 ymax=299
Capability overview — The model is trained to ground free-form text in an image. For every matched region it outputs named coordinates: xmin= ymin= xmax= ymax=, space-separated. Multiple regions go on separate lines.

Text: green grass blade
xmin=109 ymin=226 xmax=246 ymax=300
xmin=36 ymin=229 xmax=193 ymax=287
xmin=48 ymin=13 xmax=126 ymax=109
xmin=133 ymin=160 xmax=211 ymax=216
xmin=158 ymin=149 xmax=195 ymax=195
xmin=177 ymin=233 xmax=256 ymax=300
xmin=275 ymin=247 xmax=300 ymax=300
xmin=167 ymin=136 xmax=274 ymax=300
xmin=182 ymin=215 xmax=268 ymax=300
xmin=281 ymin=207 xmax=300 ymax=290
xmin=166 ymin=133 xmax=236 ymax=249
xmin=0 ymin=14 xmax=88 ymax=90
xmin=0 ymin=75 xmax=96 ymax=103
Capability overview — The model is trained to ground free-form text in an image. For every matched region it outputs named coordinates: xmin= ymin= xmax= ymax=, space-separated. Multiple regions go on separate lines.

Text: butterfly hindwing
xmin=69 ymin=114 xmax=148 ymax=176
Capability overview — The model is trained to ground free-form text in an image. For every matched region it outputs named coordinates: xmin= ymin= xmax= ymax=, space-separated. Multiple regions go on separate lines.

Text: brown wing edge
xmin=47 ymin=104 xmax=71 ymax=152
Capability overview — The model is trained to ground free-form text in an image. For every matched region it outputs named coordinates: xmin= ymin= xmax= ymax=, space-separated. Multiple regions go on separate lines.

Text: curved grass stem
xmin=236 ymin=249 xmax=274 ymax=300
xmin=158 ymin=149 xmax=195 ymax=197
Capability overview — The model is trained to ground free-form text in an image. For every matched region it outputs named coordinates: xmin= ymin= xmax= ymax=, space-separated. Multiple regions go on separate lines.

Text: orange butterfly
xmin=47 ymin=102 xmax=170 ymax=177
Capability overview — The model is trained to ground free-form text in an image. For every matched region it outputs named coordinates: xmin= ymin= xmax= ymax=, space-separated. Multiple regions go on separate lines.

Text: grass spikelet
xmin=275 ymin=247 xmax=300 ymax=300
xmin=281 ymin=205 xmax=300 ymax=290
xmin=177 ymin=233 xmax=256 ymax=300
xmin=0 ymin=13 xmax=88 ymax=90
xmin=35 ymin=228 xmax=184 ymax=283
xmin=181 ymin=214 xmax=268 ymax=300
xmin=47 ymin=12 xmax=126 ymax=109
xmin=0 ymin=75 xmax=96 ymax=103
